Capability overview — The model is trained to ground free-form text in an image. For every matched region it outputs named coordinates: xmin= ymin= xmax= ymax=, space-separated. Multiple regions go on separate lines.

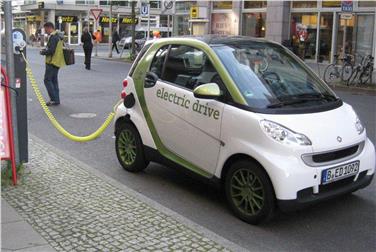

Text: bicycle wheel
xmin=347 ymin=67 xmax=359 ymax=86
xmin=341 ymin=63 xmax=353 ymax=82
xmin=324 ymin=64 xmax=338 ymax=84
xmin=359 ymin=66 xmax=373 ymax=85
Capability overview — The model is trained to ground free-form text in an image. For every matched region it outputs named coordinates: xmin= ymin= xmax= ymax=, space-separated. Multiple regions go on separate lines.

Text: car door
xmin=143 ymin=44 xmax=225 ymax=175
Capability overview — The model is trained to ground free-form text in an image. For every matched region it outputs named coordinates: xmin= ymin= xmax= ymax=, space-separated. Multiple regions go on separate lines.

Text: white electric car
xmin=114 ymin=36 xmax=375 ymax=224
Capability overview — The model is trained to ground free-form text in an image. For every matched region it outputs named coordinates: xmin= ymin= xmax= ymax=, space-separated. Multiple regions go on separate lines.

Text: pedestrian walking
xmin=81 ymin=27 xmax=96 ymax=70
xmin=40 ymin=22 xmax=65 ymax=106
xmin=112 ymin=28 xmax=120 ymax=54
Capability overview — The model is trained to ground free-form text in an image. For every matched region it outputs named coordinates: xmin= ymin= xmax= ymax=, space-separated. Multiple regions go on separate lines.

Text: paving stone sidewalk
xmin=2 ymin=136 xmax=246 ymax=252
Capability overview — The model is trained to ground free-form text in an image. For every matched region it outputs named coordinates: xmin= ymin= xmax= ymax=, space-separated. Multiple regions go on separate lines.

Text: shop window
xmin=173 ymin=15 xmax=190 ymax=35
xmin=318 ymin=13 xmax=333 ymax=62
xmin=292 ymin=1 xmax=317 ymax=8
xmin=322 ymin=1 xmax=341 ymax=8
xmin=244 ymin=1 xmax=267 ymax=9
xmin=211 ymin=13 xmax=235 ymax=35
xmin=290 ymin=13 xmax=318 ymax=60
xmin=213 ymin=1 xmax=233 ymax=10
xmin=359 ymin=1 xmax=376 ymax=7
xmin=242 ymin=13 xmax=266 ymax=37
xmin=355 ymin=15 xmax=374 ymax=59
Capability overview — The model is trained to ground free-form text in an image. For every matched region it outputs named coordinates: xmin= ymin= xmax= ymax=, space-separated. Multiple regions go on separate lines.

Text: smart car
xmin=114 ymin=36 xmax=375 ymax=224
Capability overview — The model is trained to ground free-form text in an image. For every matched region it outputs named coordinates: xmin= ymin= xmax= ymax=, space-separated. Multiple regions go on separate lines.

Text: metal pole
xmin=131 ymin=0 xmax=136 ymax=57
xmin=109 ymin=3 xmax=113 ymax=58
xmin=167 ymin=15 xmax=170 ymax=37
xmin=147 ymin=2 xmax=150 ymax=40
xmin=4 ymin=1 xmax=20 ymax=165
xmin=95 ymin=19 xmax=98 ymax=57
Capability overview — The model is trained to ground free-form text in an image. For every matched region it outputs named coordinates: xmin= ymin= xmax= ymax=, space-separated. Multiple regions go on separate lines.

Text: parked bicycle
xmin=323 ymin=54 xmax=353 ymax=84
xmin=348 ymin=55 xmax=374 ymax=86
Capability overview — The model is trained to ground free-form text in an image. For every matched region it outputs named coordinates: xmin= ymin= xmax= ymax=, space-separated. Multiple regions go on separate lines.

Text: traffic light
xmin=38 ymin=1 xmax=44 ymax=9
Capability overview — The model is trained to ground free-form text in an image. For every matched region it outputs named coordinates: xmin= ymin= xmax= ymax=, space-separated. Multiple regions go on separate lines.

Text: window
xmin=176 ymin=1 xmax=196 ymax=12
xmin=291 ymin=1 xmax=317 ymax=8
xmin=162 ymin=45 xmax=225 ymax=91
xmin=242 ymin=13 xmax=266 ymax=37
xmin=213 ymin=1 xmax=232 ymax=10
xmin=244 ymin=1 xmax=267 ymax=9
xmin=129 ymin=43 xmax=152 ymax=77
xmin=213 ymin=41 xmax=337 ymax=110
xmin=290 ymin=13 xmax=318 ymax=60
xmin=359 ymin=1 xmax=376 ymax=7
xmin=150 ymin=1 xmax=161 ymax=9
xmin=150 ymin=46 xmax=169 ymax=78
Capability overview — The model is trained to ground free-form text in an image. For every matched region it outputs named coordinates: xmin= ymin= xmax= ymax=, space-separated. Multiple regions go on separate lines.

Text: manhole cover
xmin=69 ymin=113 xmax=97 ymax=119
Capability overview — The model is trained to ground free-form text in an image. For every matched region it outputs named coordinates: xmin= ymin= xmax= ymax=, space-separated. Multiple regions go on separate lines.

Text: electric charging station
xmin=1 ymin=28 xmax=29 ymax=163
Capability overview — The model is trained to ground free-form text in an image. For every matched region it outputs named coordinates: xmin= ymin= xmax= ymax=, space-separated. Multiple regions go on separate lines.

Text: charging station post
xmin=2 ymin=1 xmax=29 ymax=169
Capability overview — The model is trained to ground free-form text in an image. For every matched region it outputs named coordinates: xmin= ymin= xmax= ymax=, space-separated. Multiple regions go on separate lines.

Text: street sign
xmin=190 ymin=6 xmax=198 ymax=19
xmin=90 ymin=8 xmax=103 ymax=21
xmin=341 ymin=0 xmax=353 ymax=12
xmin=162 ymin=0 xmax=175 ymax=15
xmin=340 ymin=13 xmax=353 ymax=20
xmin=141 ymin=2 xmax=149 ymax=17
xmin=58 ymin=16 xmax=62 ymax=24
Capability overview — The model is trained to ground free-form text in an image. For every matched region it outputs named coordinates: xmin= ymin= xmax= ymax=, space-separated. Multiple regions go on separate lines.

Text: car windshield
xmin=212 ymin=41 xmax=339 ymax=110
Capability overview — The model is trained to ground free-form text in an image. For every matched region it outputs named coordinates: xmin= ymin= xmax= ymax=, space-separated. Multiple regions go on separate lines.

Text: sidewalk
xmin=1 ymin=135 xmax=246 ymax=252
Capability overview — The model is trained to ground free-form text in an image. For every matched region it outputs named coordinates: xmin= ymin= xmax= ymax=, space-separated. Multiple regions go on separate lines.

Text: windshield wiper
xmin=267 ymin=93 xmax=338 ymax=108
xmin=289 ymin=93 xmax=338 ymax=101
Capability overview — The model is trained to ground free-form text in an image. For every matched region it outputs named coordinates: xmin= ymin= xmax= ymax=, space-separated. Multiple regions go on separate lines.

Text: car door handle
xmin=144 ymin=72 xmax=159 ymax=88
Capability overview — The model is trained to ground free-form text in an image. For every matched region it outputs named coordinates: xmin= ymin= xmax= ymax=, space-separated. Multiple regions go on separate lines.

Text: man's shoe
xmin=46 ymin=101 xmax=60 ymax=106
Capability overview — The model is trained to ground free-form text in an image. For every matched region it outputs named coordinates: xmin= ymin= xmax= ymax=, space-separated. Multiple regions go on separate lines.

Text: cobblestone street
xmin=2 ymin=136 xmax=244 ymax=252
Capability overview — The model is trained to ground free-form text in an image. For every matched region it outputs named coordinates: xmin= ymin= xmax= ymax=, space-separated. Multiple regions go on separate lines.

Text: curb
xmin=329 ymin=84 xmax=376 ymax=95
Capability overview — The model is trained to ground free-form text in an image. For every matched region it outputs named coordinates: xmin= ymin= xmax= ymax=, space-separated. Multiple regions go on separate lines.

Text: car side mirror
xmin=144 ymin=72 xmax=159 ymax=88
xmin=193 ymin=83 xmax=221 ymax=99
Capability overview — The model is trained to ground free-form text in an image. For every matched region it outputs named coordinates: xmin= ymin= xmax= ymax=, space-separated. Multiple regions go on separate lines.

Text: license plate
xmin=321 ymin=161 xmax=360 ymax=185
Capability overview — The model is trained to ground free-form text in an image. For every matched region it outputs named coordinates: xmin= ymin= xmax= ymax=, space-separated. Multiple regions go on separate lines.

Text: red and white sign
xmin=0 ymin=86 xmax=10 ymax=159
xmin=90 ymin=8 xmax=103 ymax=21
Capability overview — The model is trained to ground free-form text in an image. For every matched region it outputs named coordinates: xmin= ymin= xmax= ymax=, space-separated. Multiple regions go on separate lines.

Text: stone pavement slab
xmin=1 ymin=199 xmax=56 ymax=251
xmin=2 ymin=135 xmax=247 ymax=252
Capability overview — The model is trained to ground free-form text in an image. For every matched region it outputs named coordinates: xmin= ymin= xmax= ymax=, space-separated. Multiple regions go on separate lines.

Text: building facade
xmin=174 ymin=0 xmax=375 ymax=66
xmin=19 ymin=0 xmax=173 ymax=44
xmin=13 ymin=0 xmax=376 ymax=66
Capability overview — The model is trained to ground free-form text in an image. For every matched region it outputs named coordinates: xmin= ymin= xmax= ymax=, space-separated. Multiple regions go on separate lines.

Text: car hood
xmin=260 ymin=103 xmax=365 ymax=152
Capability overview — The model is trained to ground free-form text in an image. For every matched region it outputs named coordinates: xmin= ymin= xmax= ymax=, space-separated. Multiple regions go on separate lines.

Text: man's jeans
xmin=44 ymin=64 xmax=60 ymax=103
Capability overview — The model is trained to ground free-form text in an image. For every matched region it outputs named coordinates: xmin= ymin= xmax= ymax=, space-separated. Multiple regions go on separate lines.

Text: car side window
xmin=162 ymin=45 xmax=226 ymax=91
xmin=149 ymin=45 xmax=169 ymax=78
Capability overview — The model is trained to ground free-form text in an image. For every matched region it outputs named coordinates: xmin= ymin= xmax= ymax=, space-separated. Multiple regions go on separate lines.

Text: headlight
xmin=355 ymin=117 xmax=365 ymax=134
xmin=260 ymin=120 xmax=312 ymax=146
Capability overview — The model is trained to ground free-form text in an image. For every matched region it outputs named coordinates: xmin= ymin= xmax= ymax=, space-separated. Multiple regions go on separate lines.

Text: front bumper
xmin=278 ymin=173 xmax=374 ymax=212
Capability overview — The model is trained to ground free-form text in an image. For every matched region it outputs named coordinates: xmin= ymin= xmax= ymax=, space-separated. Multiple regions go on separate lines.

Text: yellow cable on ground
xmin=21 ymin=52 xmax=119 ymax=142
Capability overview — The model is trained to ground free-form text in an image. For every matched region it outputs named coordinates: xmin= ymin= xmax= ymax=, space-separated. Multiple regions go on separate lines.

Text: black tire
xmin=225 ymin=160 xmax=275 ymax=225
xmin=359 ymin=66 xmax=373 ymax=85
xmin=341 ymin=62 xmax=353 ymax=82
xmin=323 ymin=64 xmax=338 ymax=84
xmin=115 ymin=123 xmax=149 ymax=172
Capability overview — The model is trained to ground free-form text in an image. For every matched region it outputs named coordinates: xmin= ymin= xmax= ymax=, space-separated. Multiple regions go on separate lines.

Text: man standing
xmin=40 ymin=22 xmax=65 ymax=106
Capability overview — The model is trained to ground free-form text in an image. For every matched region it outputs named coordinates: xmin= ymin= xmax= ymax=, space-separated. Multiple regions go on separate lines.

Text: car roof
xmin=152 ymin=35 xmax=276 ymax=47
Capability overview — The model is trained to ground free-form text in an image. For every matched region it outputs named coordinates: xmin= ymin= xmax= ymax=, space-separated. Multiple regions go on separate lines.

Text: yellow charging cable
xmin=21 ymin=52 xmax=120 ymax=142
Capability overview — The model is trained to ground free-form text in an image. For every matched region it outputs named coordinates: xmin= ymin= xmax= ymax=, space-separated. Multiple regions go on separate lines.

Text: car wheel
xmin=115 ymin=123 xmax=149 ymax=172
xmin=225 ymin=160 xmax=275 ymax=224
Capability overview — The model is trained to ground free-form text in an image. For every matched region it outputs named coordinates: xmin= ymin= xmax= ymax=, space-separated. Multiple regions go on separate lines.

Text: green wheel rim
xmin=230 ymin=168 xmax=264 ymax=216
xmin=118 ymin=129 xmax=137 ymax=165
